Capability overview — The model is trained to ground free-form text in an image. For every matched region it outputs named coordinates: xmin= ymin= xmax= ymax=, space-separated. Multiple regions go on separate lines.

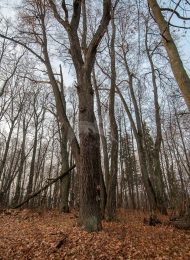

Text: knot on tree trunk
xmin=79 ymin=106 xmax=87 ymax=113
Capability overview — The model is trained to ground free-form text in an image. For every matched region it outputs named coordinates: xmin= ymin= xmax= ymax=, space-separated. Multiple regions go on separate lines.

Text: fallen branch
xmin=12 ymin=164 xmax=76 ymax=209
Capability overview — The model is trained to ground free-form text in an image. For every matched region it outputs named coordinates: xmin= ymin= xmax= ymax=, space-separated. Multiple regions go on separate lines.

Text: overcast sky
xmin=0 ymin=0 xmax=190 ymax=77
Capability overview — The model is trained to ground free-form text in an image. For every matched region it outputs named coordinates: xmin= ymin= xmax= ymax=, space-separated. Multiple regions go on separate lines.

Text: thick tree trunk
xmin=48 ymin=0 xmax=111 ymax=231
xmin=78 ymin=74 xmax=102 ymax=231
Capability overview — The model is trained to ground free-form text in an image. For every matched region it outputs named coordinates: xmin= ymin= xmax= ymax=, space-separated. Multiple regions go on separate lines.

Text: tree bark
xmin=145 ymin=25 xmax=167 ymax=214
xmin=49 ymin=0 xmax=111 ymax=231
xmin=59 ymin=125 xmax=70 ymax=213
xmin=77 ymin=74 xmax=102 ymax=231
xmin=106 ymin=8 xmax=118 ymax=220
xmin=93 ymin=70 xmax=110 ymax=192
xmin=117 ymin=85 xmax=157 ymax=211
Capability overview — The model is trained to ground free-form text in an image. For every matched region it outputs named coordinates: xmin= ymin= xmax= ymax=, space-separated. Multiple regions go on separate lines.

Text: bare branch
xmin=48 ymin=0 xmax=70 ymax=29
xmin=71 ymin=0 xmax=82 ymax=31
xmin=161 ymin=8 xmax=190 ymax=20
xmin=61 ymin=0 xmax=69 ymax=21
xmin=0 ymin=52 xmax=25 ymax=97
xmin=85 ymin=0 xmax=111 ymax=71
xmin=0 ymin=33 xmax=45 ymax=63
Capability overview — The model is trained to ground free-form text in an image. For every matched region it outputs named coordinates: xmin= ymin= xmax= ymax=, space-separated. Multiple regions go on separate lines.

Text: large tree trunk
xmin=78 ymin=73 xmax=102 ymax=231
xmin=148 ymin=0 xmax=190 ymax=111
xmin=48 ymin=0 xmax=111 ymax=231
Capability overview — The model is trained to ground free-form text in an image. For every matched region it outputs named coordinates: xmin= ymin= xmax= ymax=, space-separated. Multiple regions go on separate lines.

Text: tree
xmin=48 ymin=0 xmax=111 ymax=231
xmin=0 ymin=0 xmax=111 ymax=231
xmin=148 ymin=0 xmax=190 ymax=111
xmin=105 ymin=2 xmax=119 ymax=220
xmin=0 ymin=0 xmax=190 ymax=227
xmin=144 ymin=19 xmax=167 ymax=214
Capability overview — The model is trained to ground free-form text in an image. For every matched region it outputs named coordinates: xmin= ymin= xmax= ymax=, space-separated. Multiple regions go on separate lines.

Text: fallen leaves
xmin=0 ymin=209 xmax=190 ymax=259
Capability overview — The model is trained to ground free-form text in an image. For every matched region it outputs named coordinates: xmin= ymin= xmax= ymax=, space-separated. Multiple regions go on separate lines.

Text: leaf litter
xmin=0 ymin=209 xmax=190 ymax=259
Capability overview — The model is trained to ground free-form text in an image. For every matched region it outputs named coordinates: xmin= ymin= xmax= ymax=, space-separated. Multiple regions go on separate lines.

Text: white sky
xmin=0 ymin=0 xmax=190 ymax=77
xmin=0 ymin=0 xmax=74 ymax=86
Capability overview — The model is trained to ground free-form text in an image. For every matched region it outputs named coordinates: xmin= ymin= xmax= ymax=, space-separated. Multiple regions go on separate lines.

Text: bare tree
xmin=48 ymin=0 xmax=111 ymax=231
xmin=148 ymin=0 xmax=190 ymax=111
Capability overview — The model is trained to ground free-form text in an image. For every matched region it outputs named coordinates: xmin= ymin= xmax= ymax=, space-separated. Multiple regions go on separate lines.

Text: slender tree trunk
xmin=148 ymin=0 xmax=190 ymax=111
xmin=131 ymin=130 xmax=140 ymax=209
xmin=26 ymin=127 xmax=38 ymax=199
xmin=58 ymin=66 xmax=71 ymax=213
xmin=93 ymin=71 xmax=110 ymax=192
xmin=175 ymin=108 xmax=190 ymax=173
xmin=92 ymin=71 xmax=108 ymax=218
xmin=145 ymin=27 xmax=167 ymax=214
xmin=106 ymin=9 xmax=118 ymax=221
xmin=118 ymin=113 xmax=124 ymax=208
xmin=59 ymin=125 xmax=70 ymax=213
xmin=117 ymin=85 xmax=157 ymax=211
xmin=0 ymin=122 xmax=15 ymax=206
xmin=3 ymin=121 xmax=21 ymax=205
xmin=0 ymin=122 xmax=14 ymax=180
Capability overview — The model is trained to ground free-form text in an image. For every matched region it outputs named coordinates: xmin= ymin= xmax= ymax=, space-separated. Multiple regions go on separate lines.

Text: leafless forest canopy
xmin=0 ymin=0 xmax=190 ymax=232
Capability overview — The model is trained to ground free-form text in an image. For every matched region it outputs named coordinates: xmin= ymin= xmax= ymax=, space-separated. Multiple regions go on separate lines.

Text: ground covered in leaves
xmin=0 ymin=209 xmax=190 ymax=259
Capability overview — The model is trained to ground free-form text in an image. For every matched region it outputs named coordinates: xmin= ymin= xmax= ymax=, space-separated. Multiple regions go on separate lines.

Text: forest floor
xmin=0 ymin=209 xmax=190 ymax=260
